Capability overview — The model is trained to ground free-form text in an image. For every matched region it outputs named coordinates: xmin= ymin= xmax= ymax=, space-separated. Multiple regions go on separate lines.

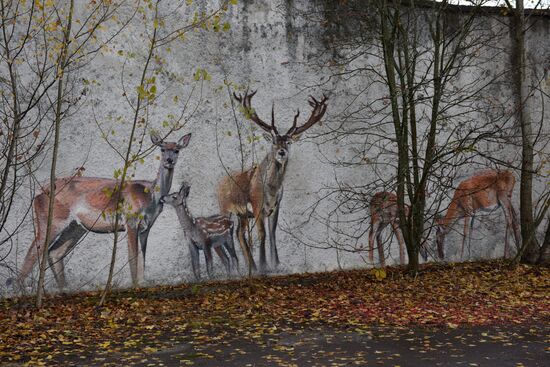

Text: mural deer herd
xmin=6 ymin=90 xmax=521 ymax=291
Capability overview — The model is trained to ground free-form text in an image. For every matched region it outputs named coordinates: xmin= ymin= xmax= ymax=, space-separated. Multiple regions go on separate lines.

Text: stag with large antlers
xmin=7 ymin=133 xmax=192 ymax=289
xmin=218 ymin=90 xmax=328 ymax=272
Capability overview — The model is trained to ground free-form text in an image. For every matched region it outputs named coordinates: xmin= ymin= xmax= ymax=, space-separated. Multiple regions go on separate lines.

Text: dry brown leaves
xmin=0 ymin=261 xmax=548 ymax=365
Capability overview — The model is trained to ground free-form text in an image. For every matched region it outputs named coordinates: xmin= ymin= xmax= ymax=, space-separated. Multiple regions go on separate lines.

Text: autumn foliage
xmin=0 ymin=261 xmax=548 ymax=365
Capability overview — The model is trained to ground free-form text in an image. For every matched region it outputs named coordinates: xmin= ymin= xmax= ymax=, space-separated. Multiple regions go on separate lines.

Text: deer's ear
xmin=263 ymin=133 xmax=273 ymax=142
xmin=178 ymin=182 xmax=188 ymax=194
xmin=151 ymin=132 xmax=162 ymax=146
xmin=290 ymin=134 xmax=301 ymax=142
xmin=178 ymin=133 xmax=192 ymax=148
xmin=179 ymin=182 xmax=190 ymax=196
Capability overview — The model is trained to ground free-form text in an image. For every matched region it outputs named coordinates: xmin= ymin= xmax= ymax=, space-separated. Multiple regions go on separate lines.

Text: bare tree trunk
xmin=378 ymin=0 xmax=457 ymax=274
xmin=36 ymin=0 xmax=74 ymax=309
xmin=406 ymin=245 xmax=419 ymax=273
xmin=511 ymin=0 xmax=539 ymax=264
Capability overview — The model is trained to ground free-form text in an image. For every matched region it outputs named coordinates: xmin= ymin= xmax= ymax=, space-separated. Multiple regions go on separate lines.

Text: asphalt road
xmin=71 ymin=323 xmax=548 ymax=367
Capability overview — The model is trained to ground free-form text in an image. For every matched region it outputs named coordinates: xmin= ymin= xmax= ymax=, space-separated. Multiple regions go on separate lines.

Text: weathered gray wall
xmin=1 ymin=0 xmax=549 ymax=294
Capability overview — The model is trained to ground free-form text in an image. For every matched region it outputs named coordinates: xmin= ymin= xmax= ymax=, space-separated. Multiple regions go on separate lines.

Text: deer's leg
xmin=48 ymin=237 xmax=70 ymax=290
xmin=15 ymin=236 xmax=45 ymax=288
xmin=419 ymin=240 xmax=429 ymax=262
xmin=16 ymin=220 xmax=69 ymax=289
xmin=368 ymin=217 xmax=379 ymax=264
xmin=9 ymin=195 xmax=48 ymax=287
xmin=461 ymin=216 xmax=471 ymax=260
xmin=237 ymin=216 xmax=256 ymax=272
xmin=214 ymin=242 xmax=231 ymax=275
xmin=127 ymin=226 xmax=142 ymax=287
xmin=256 ymin=213 xmax=267 ymax=273
xmin=468 ymin=215 xmax=475 ymax=259
xmin=268 ymin=203 xmax=281 ymax=268
xmin=138 ymin=227 xmax=150 ymax=271
xmin=224 ymin=228 xmax=239 ymax=274
xmin=16 ymin=225 xmax=67 ymax=288
xmin=376 ymin=223 xmax=386 ymax=267
xmin=189 ymin=242 xmax=201 ymax=280
xmin=47 ymin=222 xmax=86 ymax=290
xmin=204 ymin=244 xmax=214 ymax=278
xmin=504 ymin=222 xmax=510 ymax=258
xmin=391 ymin=220 xmax=406 ymax=265
xmin=500 ymin=200 xmax=516 ymax=258
xmin=503 ymin=199 xmax=521 ymax=254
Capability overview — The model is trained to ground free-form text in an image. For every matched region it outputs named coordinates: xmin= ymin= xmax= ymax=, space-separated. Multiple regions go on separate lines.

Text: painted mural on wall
xmin=161 ymin=182 xmax=239 ymax=280
xmin=366 ymin=170 xmax=521 ymax=268
xmin=217 ymin=91 xmax=329 ymax=273
xmin=368 ymin=191 xmax=410 ymax=267
xmin=1 ymin=0 xmax=549 ymax=295
xmin=6 ymin=134 xmax=192 ymax=290
xmin=435 ymin=169 xmax=520 ymax=261
xmin=4 ymin=90 xmax=329 ymax=291
xmin=1 ymin=95 xmax=525 ymax=292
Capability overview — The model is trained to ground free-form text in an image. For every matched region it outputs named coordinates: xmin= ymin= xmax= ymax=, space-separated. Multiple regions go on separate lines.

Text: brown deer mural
xmin=436 ymin=169 xmax=520 ymax=260
xmin=161 ymin=182 xmax=238 ymax=280
xmin=217 ymin=90 xmax=328 ymax=272
xmin=7 ymin=133 xmax=192 ymax=289
xmin=368 ymin=191 xmax=408 ymax=266
xmin=368 ymin=191 xmax=429 ymax=266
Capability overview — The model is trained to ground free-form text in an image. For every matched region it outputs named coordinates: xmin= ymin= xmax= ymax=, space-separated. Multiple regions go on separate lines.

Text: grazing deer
xmin=7 ymin=133 xmax=191 ymax=289
xmin=436 ymin=169 xmax=520 ymax=260
xmin=217 ymin=90 xmax=328 ymax=272
xmin=368 ymin=191 xmax=408 ymax=266
xmin=161 ymin=182 xmax=238 ymax=280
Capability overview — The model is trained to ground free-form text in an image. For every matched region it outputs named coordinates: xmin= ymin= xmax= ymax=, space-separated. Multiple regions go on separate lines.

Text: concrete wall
xmin=1 ymin=0 xmax=549 ymax=294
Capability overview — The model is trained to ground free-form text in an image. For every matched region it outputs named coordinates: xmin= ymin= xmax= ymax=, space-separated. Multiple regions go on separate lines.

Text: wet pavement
xmin=77 ymin=323 xmax=548 ymax=366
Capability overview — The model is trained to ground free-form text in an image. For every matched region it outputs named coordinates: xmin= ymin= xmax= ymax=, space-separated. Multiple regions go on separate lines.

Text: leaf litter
xmin=0 ymin=260 xmax=548 ymax=365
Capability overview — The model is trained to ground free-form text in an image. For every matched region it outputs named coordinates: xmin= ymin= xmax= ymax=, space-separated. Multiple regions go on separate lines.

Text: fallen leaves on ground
xmin=0 ymin=261 xmax=548 ymax=365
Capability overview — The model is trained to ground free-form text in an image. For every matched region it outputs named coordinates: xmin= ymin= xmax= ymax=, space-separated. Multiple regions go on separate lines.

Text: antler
xmin=286 ymin=110 xmax=300 ymax=136
xmin=233 ymin=89 xmax=277 ymax=133
xmin=286 ymin=94 xmax=328 ymax=136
